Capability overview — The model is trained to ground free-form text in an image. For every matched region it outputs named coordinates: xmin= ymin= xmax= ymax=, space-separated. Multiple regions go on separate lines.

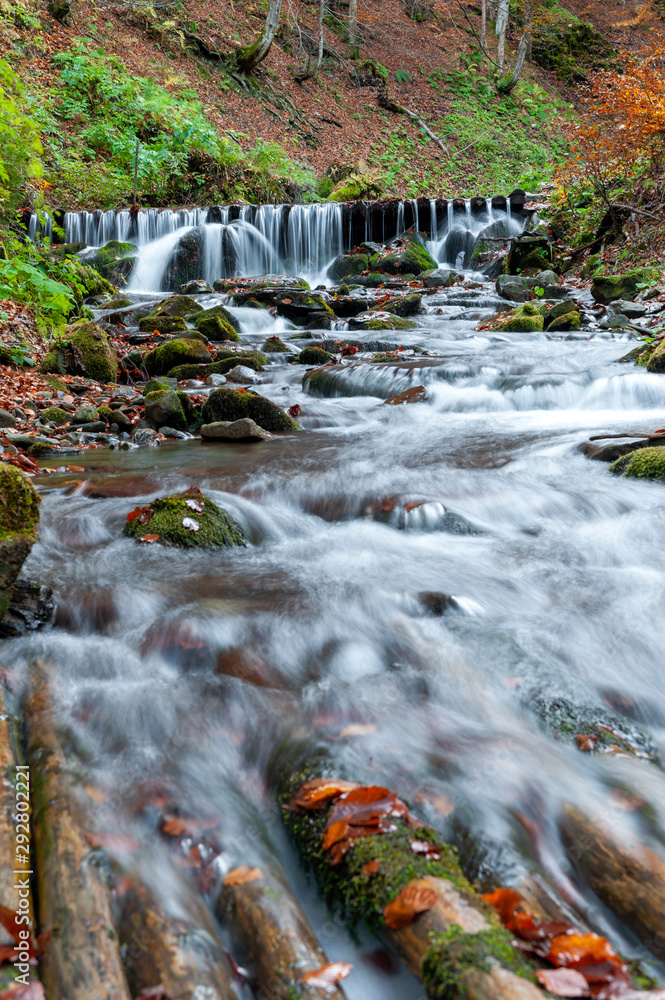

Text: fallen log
xmin=217 ymin=864 xmax=347 ymax=999
xmin=24 ymin=661 xmax=132 ymax=1000
xmin=118 ymin=863 xmax=238 ymax=1000
xmin=271 ymin=743 xmax=544 ymax=1000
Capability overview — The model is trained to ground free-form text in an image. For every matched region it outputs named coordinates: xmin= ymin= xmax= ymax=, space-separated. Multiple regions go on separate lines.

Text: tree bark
xmin=295 ymin=0 xmax=325 ymax=82
xmin=24 ymin=662 xmax=132 ymax=1000
xmin=235 ymin=0 xmax=282 ymax=73
xmin=480 ymin=0 xmax=487 ymax=52
xmin=348 ymin=0 xmax=357 ymax=47
xmin=498 ymin=31 xmax=529 ymax=93
xmin=496 ymin=0 xmax=509 ymax=69
xmin=119 ymin=865 xmax=237 ymax=1000
xmin=218 ymin=866 xmax=347 ymax=999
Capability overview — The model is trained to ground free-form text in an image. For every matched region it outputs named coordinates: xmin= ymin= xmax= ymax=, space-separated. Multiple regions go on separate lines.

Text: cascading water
xmin=27 ymin=196 xmax=523 ymax=291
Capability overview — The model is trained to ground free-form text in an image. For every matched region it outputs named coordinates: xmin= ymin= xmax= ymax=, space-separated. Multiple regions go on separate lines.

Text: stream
xmin=6 ymin=270 xmax=665 ymax=995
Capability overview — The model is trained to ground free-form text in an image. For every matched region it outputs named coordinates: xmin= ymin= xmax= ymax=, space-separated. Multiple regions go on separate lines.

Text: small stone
xmin=131 ymin=428 xmax=161 ymax=447
xmin=179 ymin=279 xmax=213 ymax=295
xmin=225 ymin=365 xmax=260 ymax=384
xmin=205 ymin=374 xmax=227 ymax=387
xmin=0 ymin=408 xmax=16 ymax=428
xmin=200 ymin=418 xmax=272 ymax=441
xmin=72 ymin=404 xmax=100 ymax=424
xmin=612 ymin=299 xmax=648 ymax=319
xmin=421 ymin=268 xmax=455 ymax=289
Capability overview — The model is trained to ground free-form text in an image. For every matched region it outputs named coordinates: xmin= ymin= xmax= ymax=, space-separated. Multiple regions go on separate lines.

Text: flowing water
xmin=11 ymin=236 xmax=665 ymax=992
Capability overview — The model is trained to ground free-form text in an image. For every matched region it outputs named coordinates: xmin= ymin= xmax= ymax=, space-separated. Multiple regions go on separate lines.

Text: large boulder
xmin=192 ymin=304 xmax=240 ymax=341
xmin=421 ymin=268 xmax=455 ymax=289
xmin=327 ymin=254 xmax=369 ymax=282
xmin=496 ymin=275 xmax=535 ymax=302
xmin=592 ymin=270 xmax=656 ymax=305
xmin=0 ymin=466 xmax=40 ymax=621
xmin=40 ymin=321 xmax=118 ymax=383
xmin=162 ymin=227 xmax=206 ymax=290
xmin=201 ymin=388 xmax=300 ymax=432
xmin=506 ymin=236 xmax=553 ymax=275
xmin=166 ymin=352 xmax=266 ymax=380
xmin=368 ymin=236 xmax=436 ymax=276
xmin=123 ymin=489 xmax=245 ymax=549
xmin=349 ymin=311 xmax=417 ymax=331
xmin=611 ymin=447 xmax=665 ymax=481
xmin=144 ymin=389 xmax=194 ymax=430
xmin=370 ymin=292 xmax=422 ymax=317
xmin=88 ymin=241 xmax=137 ymax=286
xmin=144 ymin=338 xmax=211 ymax=377
xmin=499 ymin=303 xmax=544 ymax=333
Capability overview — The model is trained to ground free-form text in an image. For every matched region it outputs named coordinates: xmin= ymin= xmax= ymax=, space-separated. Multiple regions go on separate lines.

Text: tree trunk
xmin=498 ymin=31 xmax=529 ymax=93
xmin=480 ymin=0 xmax=487 ymax=52
xmin=118 ymin=865 xmax=237 ymax=1000
xmin=235 ymin=0 xmax=282 ymax=73
xmin=524 ymin=0 xmax=533 ymax=59
xmin=295 ymin=0 xmax=325 ymax=82
xmin=496 ymin=0 xmax=509 ymax=69
xmin=348 ymin=0 xmax=357 ymax=47
xmin=24 ymin=662 xmax=132 ymax=1000
xmin=218 ymin=866 xmax=347 ymax=999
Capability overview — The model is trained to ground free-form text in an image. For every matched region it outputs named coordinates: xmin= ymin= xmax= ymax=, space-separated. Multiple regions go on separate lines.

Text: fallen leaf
xmin=323 ymin=818 xmax=350 ymax=850
xmin=362 ymin=859 xmax=380 ymax=875
xmin=409 ymin=840 xmax=441 ymax=860
xmin=182 ymin=486 xmax=202 ymax=496
xmin=85 ymin=832 xmax=139 ymax=853
xmin=340 ymin=723 xmax=376 ymax=737
xmin=537 ymin=968 xmax=590 ymax=997
xmin=384 ymin=882 xmax=437 ymax=929
xmin=289 ymin=778 xmax=359 ymax=810
xmin=126 ymin=506 xmax=142 ymax=522
xmin=182 ymin=517 xmax=199 ymax=531
xmin=223 ymin=867 xmax=264 ymax=887
xmin=575 ymin=734 xmax=598 ymax=752
xmin=288 ymin=404 xmax=301 ymax=417
xmin=65 ymin=465 xmax=85 ymax=472
xmin=139 ymin=533 xmax=160 ymax=543
xmin=300 ymin=962 xmax=352 ymax=987
xmin=0 ymin=983 xmax=46 ymax=1000
xmin=185 ymin=498 xmax=204 ymax=513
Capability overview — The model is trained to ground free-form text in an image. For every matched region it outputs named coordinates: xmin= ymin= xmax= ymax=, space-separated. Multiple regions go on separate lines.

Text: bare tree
xmin=235 ymin=0 xmax=283 ymax=72
xmin=480 ymin=0 xmax=487 ymax=53
xmin=348 ymin=0 xmax=358 ymax=47
xmin=294 ymin=0 xmax=325 ymax=81
xmin=498 ymin=0 xmax=533 ymax=93
xmin=495 ymin=0 xmax=509 ymax=69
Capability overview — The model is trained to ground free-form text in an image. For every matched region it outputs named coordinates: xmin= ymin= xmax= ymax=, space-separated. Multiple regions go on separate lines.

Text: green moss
xmin=548 ymin=311 xmax=580 ymax=332
xmin=0 ymin=466 xmax=41 ymax=620
xmin=610 ymin=446 xmax=665 ymax=483
xmin=500 ymin=303 xmax=544 ymax=333
xmin=138 ymin=316 xmax=188 ymax=334
xmin=363 ymin=316 xmax=417 ymax=331
xmin=144 ymin=377 xmax=172 ymax=394
xmin=144 ymin=389 xmax=190 ymax=431
xmin=192 ymin=302 xmax=239 ymax=329
xmin=202 ymin=387 xmax=300 ymax=432
xmin=371 ymin=292 xmax=422 ymax=317
xmin=531 ymin=4 xmax=613 ymax=84
xmin=646 ymin=340 xmax=665 ymax=373
xmin=534 ymin=695 xmax=659 ymax=763
xmin=123 ymin=491 xmax=245 ymax=549
xmin=26 ymin=441 xmax=60 ymax=458
xmin=262 ymin=335 xmax=290 ymax=353
xmin=151 ymin=295 xmax=204 ymax=319
xmin=143 ymin=337 xmax=211 ymax=376
xmin=372 ymin=352 xmax=401 ymax=363
xmin=196 ymin=316 xmax=239 ymax=342
xmin=422 ymin=925 xmax=535 ymax=999
xmin=167 ymin=352 xmax=266 ymax=380
xmin=40 ymin=321 xmax=118 ymax=383
xmin=327 ymin=254 xmax=370 ymax=282
xmin=369 ymin=240 xmax=437 ymax=276
xmin=298 ymin=347 xmax=333 ymax=365
xmin=591 ymin=269 xmax=658 ymax=305
xmin=41 ymin=406 xmax=71 ymax=426
xmin=88 ymin=240 xmax=137 ymax=286
xmin=44 ymin=377 xmax=68 ymax=393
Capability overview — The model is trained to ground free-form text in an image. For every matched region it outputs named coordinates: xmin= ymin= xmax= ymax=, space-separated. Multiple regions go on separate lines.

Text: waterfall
xmin=429 ymin=199 xmax=438 ymax=242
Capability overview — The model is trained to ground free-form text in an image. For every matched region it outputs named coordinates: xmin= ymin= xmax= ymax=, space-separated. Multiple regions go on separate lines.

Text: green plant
xmin=0 ymin=59 xmax=42 ymax=214
xmin=0 ymin=258 xmax=73 ymax=326
xmin=395 ymin=70 xmax=412 ymax=83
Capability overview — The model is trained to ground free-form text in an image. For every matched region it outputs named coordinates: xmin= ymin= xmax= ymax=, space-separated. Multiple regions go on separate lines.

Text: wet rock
xmin=159 ymin=426 xmax=190 ymax=439
xmin=162 ymin=226 xmax=205 ymax=290
xmin=144 ymin=338 xmax=211 ymax=377
xmin=262 ymin=335 xmax=290 ymax=353
xmin=87 ymin=240 xmax=137 ymax=286
xmin=205 ymin=374 xmax=227 ymax=387
xmin=353 ymin=273 xmax=390 ymax=288
xmin=298 ymin=347 xmax=333 ymax=365
xmin=421 ymin=268 xmax=455 ymax=289
xmin=599 ymin=314 xmax=632 ymax=331
xmin=202 ymin=387 xmax=300 ymax=432
xmin=0 ymin=466 xmax=40 ymax=622
xmin=479 ymin=257 xmax=507 ymax=280
xmin=108 ymin=409 xmax=132 ymax=431
xmin=496 ymin=275 xmax=534 ymax=302
xmin=226 ymin=365 xmax=260 ymax=384
xmin=548 ymin=310 xmax=580 ymax=333
xmin=418 ymin=592 xmax=453 ymax=616
xmin=534 ymin=269 xmax=560 ymax=286
xmin=612 ymin=299 xmax=648 ymax=319
xmin=40 ymin=321 xmax=118 ymax=383
xmin=72 ymin=404 xmax=100 ymax=424
xmin=138 ymin=316 xmax=187 ymax=335
xmin=0 ymin=579 xmax=54 ymax=638
xmin=532 ymin=694 xmax=658 ymax=762
xmin=200 ymin=418 xmax=272 ymax=441
xmin=123 ymin=490 xmax=246 ymax=549
xmin=327 ymin=253 xmax=369 ymax=282
xmin=144 ymin=389 xmax=193 ymax=430
xmin=192 ymin=303 xmax=241 ymax=334
xmin=592 ymin=270 xmax=655 ymax=305
xmin=0 ymin=409 xmax=16 ymax=428
xmin=368 ymin=235 xmax=437 ymax=276
xmin=579 ymin=438 xmax=657 ymax=462
xmin=544 ymin=299 xmax=579 ymax=326
xmin=179 ymin=279 xmax=212 ymax=295
xmin=610 ymin=446 xmax=665 ymax=481
xmin=131 ymin=427 xmax=161 ymax=447
xmin=500 ymin=303 xmax=544 ymax=333
xmin=506 ymin=235 xmax=552 ymax=274
xmin=196 ymin=315 xmax=240 ymax=342
xmin=384 ymin=385 xmax=428 ymax=405
xmin=328 ymin=296 xmax=372 ymax=319
xmin=41 ymin=406 xmax=71 ymax=426
xmin=349 ymin=311 xmax=417 ymax=331
xmin=371 ymin=292 xmax=422 ymax=317
xmin=647 ymin=340 xmax=665 ymax=373
xmin=167 ymin=353 xmax=266 ymax=380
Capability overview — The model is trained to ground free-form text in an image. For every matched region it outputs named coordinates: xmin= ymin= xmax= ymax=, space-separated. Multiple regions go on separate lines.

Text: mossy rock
xmin=44 ymin=377 xmax=68 ymax=393
xmin=506 ymin=237 xmax=552 ymax=276
xmin=369 ymin=239 xmax=436 ymax=276
xmin=298 ymin=347 xmax=333 ymax=365
xmin=350 ymin=312 xmax=417 ymax=331
xmin=88 ymin=240 xmax=137 ymax=286
xmin=423 ymin=926 xmax=535 ymax=999
xmin=262 ymin=335 xmax=290 ymax=354
xmin=192 ymin=303 xmax=240 ymax=332
xmin=610 ymin=446 xmax=665 ymax=482
xmin=167 ymin=353 xmax=266 ymax=380
xmin=41 ymin=406 xmax=71 ymax=426
xmin=328 ymin=169 xmax=383 ymax=202
xmin=499 ymin=303 xmax=544 ymax=333
xmin=532 ymin=7 xmax=613 ymax=84
xmin=195 ymin=315 xmax=240 ymax=342
xmin=0 ymin=466 xmax=40 ymax=621
xmin=171 ymin=329 xmax=208 ymax=344
xmin=370 ymin=292 xmax=422 ymax=317
xmin=27 ymin=441 xmax=61 ymax=458
xmin=201 ymin=388 xmax=300 ymax=432
xmin=100 ymin=295 xmax=133 ymax=310
xmin=327 ymin=253 xmax=370 ymax=282
xmin=123 ymin=491 xmax=245 ymax=549
xmin=138 ymin=316 xmax=188 ymax=335
xmin=144 ymin=377 xmax=173 ymax=394
xmin=143 ymin=338 xmax=211 ymax=377
xmin=581 ymin=254 xmax=604 ymax=280
xmin=592 ymin=270 xmax=657 ymax=305
xmin=245 ymin=277 xmax=310 ymax=292
xmin=372 ymin=352 xmax=401 ymax=363
xmin=646 ymin=339 xmax=665 ymax=373
xmin=40 ymin=321 xmax=118 ymax=383
xmin=245 ymin=297 xmax=267 ymax=310
xmin=151 ymin=294 xmax=204 ymax=319
xmin=533 ymin=695 xmax=658 ymax=763
xmin=548 ymin=310 xmax=580 ymax=333
xmin=144 ymin=389 xmax=193 ymax=430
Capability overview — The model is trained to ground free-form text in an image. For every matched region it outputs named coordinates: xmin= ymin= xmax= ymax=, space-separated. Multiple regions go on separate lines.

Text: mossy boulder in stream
xmin=0 ymin=466 xmax=40 ymax=621
xmin=350 ymin=311 xmax=417 ymax=331
xmin=138 ymin=316 xmax=187 ymax=335
xmin=87 ymin=240 xmax=137 ymax=286
xmin=193 ymin=303 xmax=240 ymax=331
xmin=41 ymin=321 xmax=118 ymax=383
xmin=262 ymin=335 xmax=290 ymax=354
xmin=369 ymin=237 xmax=436 ymax=276
xmin=124 ymin=491 xmax=245 ymax=549
xmin=610 ymin=447 xmax=665 ymax=483
xmin=138 ymin=295 xmax=203 ymax=333
xmin=646 ymin=339 xmax=665 ymax=373
xmin=499 ymin=303 xmax=544 ymax=333
xmin=41 ymin=406 xmax=71 ymax=426
xmin=195 ymin=315 xmax=240 ymax=342
xmin=144 ymin=389 xmax=194 ymax=430
xmin=533 ymin=695 xmax=659 ymax=763
xmin=202 ymin=388 xmax=300 ymax=432
xmin=370 ymin=292 xmax=422 ymax=317
xmin=591 ymin=270 xmax=656 ymax=305
xmin=327 ymin=253 xmax=369 ymax=282
xmin=167 ymin=352 xmax=266 ymax=380
xmin=297 ymin=347 xmax=333 ymax=365
xmin=144 ymin=337 xmax=211 ymax=376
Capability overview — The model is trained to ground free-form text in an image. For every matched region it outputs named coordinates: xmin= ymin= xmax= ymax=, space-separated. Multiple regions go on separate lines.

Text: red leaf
xmin=288 ymin=404 xmax=301 ymax=417
xmin=300 ymin=962 xmax=352 ymax=987
xmin=575 ymin=734 xmax=598 ymax=752
xmin=362 ymin=859 xmax=380 ymax=875
xmin=126 ymin=506 xmax=142 ymax=522
xmin=384 ymin=882 xmax=437 ymax=929
xmin=138 ymin=507 xmax=153 ymax=524
xmin=182 ymin=487 xmax=202 ymax=496
xmin=0 ymin=907 xmax=22 ymax=945
xmin=537 ymin=968 xmax=590 ymax=997
xmin=139 ymin=533 xmax=160 ymax=543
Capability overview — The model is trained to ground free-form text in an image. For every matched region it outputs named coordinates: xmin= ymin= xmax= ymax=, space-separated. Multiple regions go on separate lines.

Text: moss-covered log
xmin=271 ymin=746 xmax=543 ymax=1000
xmin=560 ymin=804 xmax=665 ymax=960
xmin=217 ymin=866 xmax=347 ymax=999
xmin=24 ymin=662 xmax=132 ymax=1000
xmin=118 ymin=869 xmax=237 ymax=1000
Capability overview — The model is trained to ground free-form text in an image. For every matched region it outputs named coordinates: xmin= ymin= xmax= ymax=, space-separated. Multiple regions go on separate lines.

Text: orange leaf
xmin=537 ymin=968 xmax=590 ymax=997
xmin=301 ymin=962 xmax=352 ymax=987
xmin=322 ymin=818 xmax=349 ymax=850
xmin=362 ymin=859 xmax=380 ymax=875
xmin=548 ymin=932 xmax=618 ymax=968
xmin=139 ymin=533 xmax=160 ymax=543
xmin=384 ymin=882 xmax=437 ymax=929
xmin=223 ymin=867 xmax=263 ymax=887
xmin=85 ymin=832 xmax=139 ymax=853
xmin=290 ymin=778 xmax=359 ymax=810
xmin=575 ymin=734 xmax=598 ymax=752
xmin=482 ymin=887 xmax=523 ymax=924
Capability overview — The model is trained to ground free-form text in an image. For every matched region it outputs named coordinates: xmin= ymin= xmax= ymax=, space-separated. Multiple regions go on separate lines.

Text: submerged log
xmin=118 ymin=865 xmax=238 ymax=1000
xmin=24 ymin=661 xmax=132 ymax=1000
xmin=560 ymin=803 xmax=665 ymax=960
xmin=217 ymin=865 xmax=347 ymax=999
xmin=271 ymin=744 xmax=544 ymax=1000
